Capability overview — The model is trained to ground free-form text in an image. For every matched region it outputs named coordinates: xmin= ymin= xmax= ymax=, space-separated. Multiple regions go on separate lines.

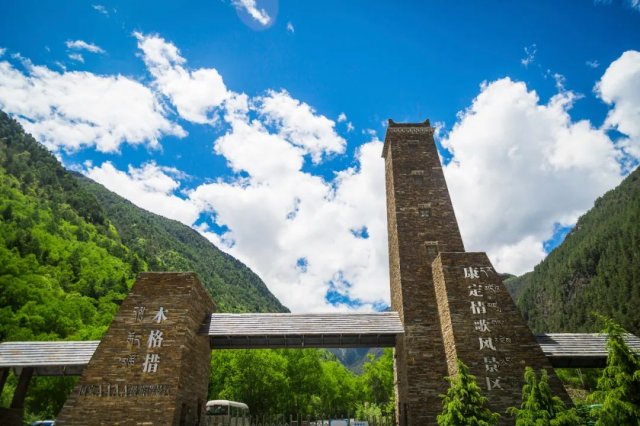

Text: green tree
xmin=209 ymin=349 xmax=289 ymax=417
xmin=437 ymin=359 xmax=500 ymax=426
xmin=359 ymin=348 xmax=395 ymax=414
xmin=507 ymin=367 xmax=580 ymax=425
xmin=590 ymin=317 xmax=640 ymax=425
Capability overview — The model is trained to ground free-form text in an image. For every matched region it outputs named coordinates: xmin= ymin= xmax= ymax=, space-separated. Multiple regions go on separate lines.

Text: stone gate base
xmin=433 ymin=252 xmax=571 ymax=422
xmin=56 ymin=272 xmax=214 ymax=425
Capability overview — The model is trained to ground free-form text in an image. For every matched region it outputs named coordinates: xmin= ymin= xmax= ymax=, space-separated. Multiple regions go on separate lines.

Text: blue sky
xmin=1 ymin=0 xmax=639 ymax=312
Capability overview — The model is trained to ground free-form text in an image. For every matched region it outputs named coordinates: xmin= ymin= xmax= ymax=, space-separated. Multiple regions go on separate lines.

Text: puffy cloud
xmin=597 ymin=50 xmax=640 ymax=159
xmin=134 ymin=32 xmax=229 ymax=124
xmin=190 ymin=113 xmax=386 ymax=311
xmin=232 ymin=0 xmax=271 ymax=26
xmin=85 ymin=161 xmax=200 ymax=226
xmin=257 ymin=90 xmax=346 ymax=162
xmin=286 ymin=22 xmax=295 ymax=33
xmin=0 ymin=59 xmax=185 ymax=152
xmin=68 ymin=53 xmax=84 ymax=63
xmin=442 ymin=77 xmax=626 ymax=274
xmin=66 ymin=40 xmax=105 ymax=54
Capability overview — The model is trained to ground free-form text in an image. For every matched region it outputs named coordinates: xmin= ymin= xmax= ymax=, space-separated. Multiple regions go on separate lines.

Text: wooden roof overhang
xmin=537 ymin=333 xmax=640 ymax=368
xmin=204 ymin=312 xmax=405 ymax=349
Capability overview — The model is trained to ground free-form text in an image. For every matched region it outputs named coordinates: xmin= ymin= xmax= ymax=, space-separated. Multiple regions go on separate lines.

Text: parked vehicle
xmin=205 ymin=399 xmax=249 ymax=425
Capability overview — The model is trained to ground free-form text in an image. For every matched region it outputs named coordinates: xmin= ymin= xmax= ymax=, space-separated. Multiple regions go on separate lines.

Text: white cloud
xmin=287 ymin=22 xmax=295 ymax=33
xmin=0 ymin=48 xmax=6 ymax=57
xmin=92 ymin=4 xmax=109 ymax=16
xmin=0 ymin=59 xmax=185 ymax=152
xmin=182 ymin=90 xmax=384 ymax=312
xmin=232 ymin=0 xmax=271 ymax=26
xmin=134 ymin=32 xmax=230 ymax=124
xmin=521 ymin=44 xmax=537 ymax=67
xmin=597 ymin=50 xmax=640 ymax=159
xmin=68 ymin=53 xmax=84 ymax=63
xmin=338 ymin=112 xmax=354 ymax=131
xmin=257 ymin=89 xmax=346 ymax=163
xmin=66 ymin=40 xmax=105 ymax=54
xmin=442 ymin=76 xmax=629 ymax=275
xmin=586 ymin=59 xmax=600 ymax=68
xmin=190 ymin=133 xmax=387 ymax=312
xmin=85 ymin=161 xmax=200 ymax=226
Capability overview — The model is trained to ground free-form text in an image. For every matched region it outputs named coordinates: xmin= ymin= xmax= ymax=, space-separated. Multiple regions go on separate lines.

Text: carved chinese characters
xmin=433 ymin=252 xmax=570 ymax=422
xmin=464 ymin=266 xmax=511 ymax=393
xmin=56 ymin=273 xmax=214 ymax=425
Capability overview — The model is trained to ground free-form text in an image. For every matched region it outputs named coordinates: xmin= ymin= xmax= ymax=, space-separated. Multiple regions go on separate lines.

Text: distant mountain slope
xmin=0 ymin=110 xmax=286 ymax=344
xmin=74 ymin=173 xmax=287 ymax=313
xmin=506 ymin=167 xmax=640 ymax=334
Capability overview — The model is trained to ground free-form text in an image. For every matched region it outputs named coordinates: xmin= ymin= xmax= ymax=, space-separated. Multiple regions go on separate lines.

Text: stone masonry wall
xmin=432 ymin=252 xmax=571 ymax=424
xmin=56 ymin=272 xmax=215 ymax=426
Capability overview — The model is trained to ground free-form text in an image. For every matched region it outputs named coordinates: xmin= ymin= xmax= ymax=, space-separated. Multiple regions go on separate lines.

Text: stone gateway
xmin=1 ymin=118 xmax=577 ymax=426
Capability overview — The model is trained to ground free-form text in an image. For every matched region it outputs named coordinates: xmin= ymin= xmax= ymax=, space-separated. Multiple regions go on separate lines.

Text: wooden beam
xmin=10 ymin=367 xmax=33 ymax=410
xmin=0 ymin=368 xmax=8 ymax=395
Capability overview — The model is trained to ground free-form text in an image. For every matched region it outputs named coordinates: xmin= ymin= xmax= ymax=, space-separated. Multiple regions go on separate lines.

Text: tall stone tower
xmin=383 ymin=119 xmax=570 ymax=425
xmin=383 ymin=119 xmax=464 ymax=425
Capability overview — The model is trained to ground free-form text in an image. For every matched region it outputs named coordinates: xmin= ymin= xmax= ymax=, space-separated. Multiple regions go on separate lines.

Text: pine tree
xmin=437 ymin=359 xmax=500 ymax=426
xmin=590 ymin=317 xmax=640 ymax=425
xmin=507 ymin=367 xmax=580 ymax=425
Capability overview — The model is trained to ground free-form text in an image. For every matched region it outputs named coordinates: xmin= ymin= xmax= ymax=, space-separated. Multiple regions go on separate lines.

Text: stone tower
xmin=383 ymin=119 xmax=465 ymax=425
xmin=383 ymin=119 xmax=570 ymax=425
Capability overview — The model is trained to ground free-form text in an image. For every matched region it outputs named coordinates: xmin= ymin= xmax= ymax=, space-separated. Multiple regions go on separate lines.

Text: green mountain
xmin=0 ymin=110 xmax=286 ymax=344
xmin=505 ymin=167 xmax=640 ymax=335
xmin=74 ymin=173 xmax=288 ymax=314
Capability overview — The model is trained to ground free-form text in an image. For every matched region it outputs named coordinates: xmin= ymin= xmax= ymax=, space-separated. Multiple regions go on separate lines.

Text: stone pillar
xmin=433 ymin=252 xmax=571 ymax=422
xmin=382 ymin=119 xmax=465 ymax=425
xmin=56 ymin=272 xmax=215 ymax=425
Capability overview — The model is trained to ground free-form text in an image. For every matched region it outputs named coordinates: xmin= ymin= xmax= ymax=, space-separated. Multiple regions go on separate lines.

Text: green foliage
xmin=359 ymin=348 xmax=395 ymax=414
xmin=437 ymin=359 xmax=500 ymax=426
xmin=505 ymin=166 xmax=640 ymax=335
xmin=507 ymin=367 xmax=580 ymax=426
xmin=355 ymin=401 xmax=383 ymax=419
xmin=589 ymin=317 xmax=640 ymax=425
xmin=209 ymin=349 xmax=362 ymax=417
xmin=554 ymin=368 xmax=601 ymax=406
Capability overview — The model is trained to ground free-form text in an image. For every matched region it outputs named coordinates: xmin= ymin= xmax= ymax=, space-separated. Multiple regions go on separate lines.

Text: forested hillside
xmin=0 ymin=110 xmax=285 ymax=343
xmin=505 ymin=166 xmax=640 ymax=334
xmin=74 ymin=174 xmax=287 ymax=314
